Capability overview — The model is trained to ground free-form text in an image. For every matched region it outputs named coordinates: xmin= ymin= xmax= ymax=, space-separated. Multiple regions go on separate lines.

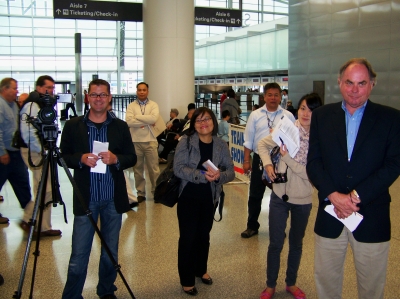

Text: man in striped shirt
xmin=60 ymin=79 xmax=137 ymax=299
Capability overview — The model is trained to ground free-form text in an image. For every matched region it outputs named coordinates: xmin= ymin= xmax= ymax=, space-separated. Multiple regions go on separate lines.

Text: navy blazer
xmin=60 ymin=115 xmax=137 ymax=216
xmin=307 ymin=100 xmax=400 ymax=243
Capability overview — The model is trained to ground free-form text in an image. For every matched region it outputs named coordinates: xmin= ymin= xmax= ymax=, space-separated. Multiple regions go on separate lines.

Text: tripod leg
xmin=13 ymin=154 xmax=49 ymax=299
xmin=54 ymin=148 xmax=136 ymax=299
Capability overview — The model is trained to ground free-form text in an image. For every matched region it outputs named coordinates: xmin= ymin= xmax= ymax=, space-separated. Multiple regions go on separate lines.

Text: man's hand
xmin=98 ymin=151 xmax=118 ymax=165
xmin=166 ymin=123 xmax=173 ymax=130
xmin=174 ymin=135 xmax=180 ymax=140
xmin=243 ymin=160 xmax=251 ymax=174
xmin=0 ymin=154 xmax=10 ymax=165
xmin=328 ymin=191 xmax=360 ymax=219
xmin=81 ymin=153 xmax=100 ymax=168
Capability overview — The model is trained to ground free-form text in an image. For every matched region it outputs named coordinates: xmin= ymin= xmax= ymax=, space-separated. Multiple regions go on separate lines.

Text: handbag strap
xmin=214 ymin=186 xmax=224 ymax=222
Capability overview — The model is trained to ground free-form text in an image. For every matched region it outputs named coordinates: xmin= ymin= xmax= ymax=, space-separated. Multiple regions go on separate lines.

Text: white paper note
xmin=324 ymin=205 xmax=363 ymax=232
xmin=271 ymin=115 xmax=299 ymax=158
xmin=91 ymin=141 xmax=109 ymax=174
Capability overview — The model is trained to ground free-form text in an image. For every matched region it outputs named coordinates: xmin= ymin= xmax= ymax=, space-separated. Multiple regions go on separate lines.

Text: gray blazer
xmin=173 ymin=133 xmax=235 ymax=204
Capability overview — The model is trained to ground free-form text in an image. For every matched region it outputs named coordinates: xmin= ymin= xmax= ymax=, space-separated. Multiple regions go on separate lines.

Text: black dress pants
xmin=177 ymin=186 xmax=214 ymax=287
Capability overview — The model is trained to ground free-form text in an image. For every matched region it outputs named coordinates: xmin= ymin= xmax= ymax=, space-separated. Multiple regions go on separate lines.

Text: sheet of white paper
xmin=91 ymin=141 xmax=109 ymax=174
xmin=271 ymin=115 xmax=299 ymax=158
xmin=324 ymin=205 xmax=363 ymax=232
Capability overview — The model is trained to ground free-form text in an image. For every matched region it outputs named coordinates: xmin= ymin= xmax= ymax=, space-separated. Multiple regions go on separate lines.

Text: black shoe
xmin=137 ymin=196 xmax=146 ymax=203
xmin=182 ymin=286 xmax=198 ymax=296
xmin=129 ymin=202 xmax=138 ymax=208
xmin=60 ymin=117 xmax=67 ymax=121
xmin=198 ymin=276 xmax=213 ymax=285
xmin=100 ymin=295 xmax=117 ymax=299
xmin=241 ymin=228 xmax=258 ymax=238
xmin=0 ymin=274 xmax=4 ymax=286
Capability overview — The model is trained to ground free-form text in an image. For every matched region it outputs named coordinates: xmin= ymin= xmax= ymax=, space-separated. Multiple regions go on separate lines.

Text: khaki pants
xmin=132 ymin=141 xmax=160 ymax=197
xmin=314 ymin=228 xmax=389 ymax=299
xmin=20 ymin=148 xmax=53 ymax=231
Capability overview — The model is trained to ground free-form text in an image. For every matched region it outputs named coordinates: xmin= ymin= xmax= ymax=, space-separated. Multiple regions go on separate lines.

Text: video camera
xmin=24 ymin=91 xmax=60 ymax=142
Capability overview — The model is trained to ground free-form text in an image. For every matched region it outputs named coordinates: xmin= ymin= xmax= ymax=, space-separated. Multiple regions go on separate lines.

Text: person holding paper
xmin=173 ymin=107 xmax=235 ymax=296
xmin=258 ymin=93 xmax=322 ymax=299
xmin=241 ymin=83 xmax=295 ymax=239
xmin=307 ymin=58 xmax=400 ymax=299
xmin=60 ymin=79 xmax=137 ymax=299
xmin=126 ymin=82 xmax=160 ymax=203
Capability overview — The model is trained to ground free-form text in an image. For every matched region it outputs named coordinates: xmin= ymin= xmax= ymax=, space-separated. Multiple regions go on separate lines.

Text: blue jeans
xmin=62 ymin=200 xmax=122 ymax=299
xmin=266 ymin=192 xmax=311 ymax=288
xmin=0 ymin=150 xmax=31 ymax=209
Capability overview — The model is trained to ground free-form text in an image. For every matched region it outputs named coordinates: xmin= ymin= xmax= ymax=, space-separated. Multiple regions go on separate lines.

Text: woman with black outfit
xmin=173 ymin=107 xmax=235 ymax=296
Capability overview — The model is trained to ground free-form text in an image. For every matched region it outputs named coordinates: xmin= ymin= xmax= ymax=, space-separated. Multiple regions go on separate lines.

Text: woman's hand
xmin=265 ymin=164 xmax=276 ymax=181
xmin=204 ymin=166 xmax=220 ymax=182
xmin=279 ymin=144 xmax=288 ymax=156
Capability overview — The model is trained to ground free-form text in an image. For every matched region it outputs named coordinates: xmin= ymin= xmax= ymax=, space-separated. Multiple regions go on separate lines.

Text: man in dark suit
xmin=307 ymin=58 xmax=400 ymax=299
xmin=61 ymin=79 xmax=136 ymax=299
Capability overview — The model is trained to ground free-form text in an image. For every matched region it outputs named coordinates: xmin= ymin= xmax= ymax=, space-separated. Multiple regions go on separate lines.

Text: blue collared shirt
xmin=341 ymin=100 xmax=367 ymax=161
xmin=244 ymin=105 xmax=295 ymax=154
xmin=84 ymin=111 xmax=116 ymax=202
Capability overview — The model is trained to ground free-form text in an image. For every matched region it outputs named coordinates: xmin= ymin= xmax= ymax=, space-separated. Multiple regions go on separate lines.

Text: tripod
xmin=14 ymin=126 xmax=135 ymax=298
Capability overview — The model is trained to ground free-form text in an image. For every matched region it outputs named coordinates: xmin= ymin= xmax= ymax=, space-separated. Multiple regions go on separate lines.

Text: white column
xmin=143 ymin=0 xmax=194 ymax=122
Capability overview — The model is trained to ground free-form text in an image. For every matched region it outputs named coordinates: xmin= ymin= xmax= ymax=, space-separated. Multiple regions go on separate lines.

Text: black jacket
xmin=307 ymin=100 xmax=400 ymax=243
xmin=60 ymin=115 xmax=137 ymax=216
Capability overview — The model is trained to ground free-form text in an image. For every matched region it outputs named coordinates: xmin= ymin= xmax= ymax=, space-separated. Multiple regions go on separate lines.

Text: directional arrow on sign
xmin=236 ymin=19 xmax=241 ymax=24
xmin=56 ymin=9 xmax=61 ymax=14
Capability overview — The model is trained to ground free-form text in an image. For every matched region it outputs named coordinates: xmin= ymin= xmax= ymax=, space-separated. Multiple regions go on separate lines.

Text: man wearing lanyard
xmin=307 ymin=58 xmax=400 ymax=298
xmin=241 ymin=83 xmax=295 ymax=238
xmin=126 ymin=82 xmax=160 ymax=203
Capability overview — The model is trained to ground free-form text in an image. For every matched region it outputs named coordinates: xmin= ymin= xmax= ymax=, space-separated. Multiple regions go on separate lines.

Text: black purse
xmin=154 ymin=165 xmax=181 ymax=208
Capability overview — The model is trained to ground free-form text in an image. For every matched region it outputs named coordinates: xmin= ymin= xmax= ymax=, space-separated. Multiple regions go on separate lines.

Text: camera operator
xmin=19 ymin=75 xmax=61 ymax=237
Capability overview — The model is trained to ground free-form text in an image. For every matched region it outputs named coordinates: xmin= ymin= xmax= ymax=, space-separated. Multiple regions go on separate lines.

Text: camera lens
xmin=38 ymin=106 xmax=57 ymax=124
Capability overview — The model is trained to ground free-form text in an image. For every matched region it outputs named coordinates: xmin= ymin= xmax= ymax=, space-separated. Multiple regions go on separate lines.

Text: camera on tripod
xmin=25 ymin=92 xmax=60 ymax=141
xmin=36 ymin=92 xmax=59 ymax=125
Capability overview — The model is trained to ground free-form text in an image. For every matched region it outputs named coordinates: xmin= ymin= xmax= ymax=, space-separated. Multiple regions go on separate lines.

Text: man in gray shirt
xmin=0 ymin=77 xmax=32 ymax=225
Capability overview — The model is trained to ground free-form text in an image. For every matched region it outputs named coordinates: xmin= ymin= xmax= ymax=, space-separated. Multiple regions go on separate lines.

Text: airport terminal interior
xmin=0 ymin=107 xmax=400 ymax=299
xmin=2 ymin=0 xmax=400 ymax=298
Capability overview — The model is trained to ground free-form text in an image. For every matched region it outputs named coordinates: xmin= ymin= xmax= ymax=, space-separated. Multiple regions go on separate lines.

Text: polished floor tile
xmin=1 ymin=162 xmax=399 ymax=298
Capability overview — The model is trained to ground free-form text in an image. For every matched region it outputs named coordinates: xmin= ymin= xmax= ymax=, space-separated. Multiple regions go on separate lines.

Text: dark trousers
xmin=0 ymin=150 xmax=31 ymax=209
xmin=177 ymin=187 xmax=214 ymax=287
xmin=247 ymin=153 xmax=266 ymax=231
xmin=266 ymin=192 xmax=312 ymax=288
xmin=159 ymin=134 xmax=178 ymax=160
xmin=84 ymin=103 xmax=89 ymax=115
xmin=65 ymin=103 xmax=77 ymax=117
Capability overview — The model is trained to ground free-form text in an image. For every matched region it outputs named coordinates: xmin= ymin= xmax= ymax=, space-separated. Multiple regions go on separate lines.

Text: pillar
xmin=143 ymin=0 xmax=194 ymax=122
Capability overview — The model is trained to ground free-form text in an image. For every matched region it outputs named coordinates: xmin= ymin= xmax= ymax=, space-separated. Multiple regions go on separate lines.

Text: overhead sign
xmin=195 ymin=7 xmax=242 ymax=27
xmin=53 ymin=0 xmax=142 ymax=22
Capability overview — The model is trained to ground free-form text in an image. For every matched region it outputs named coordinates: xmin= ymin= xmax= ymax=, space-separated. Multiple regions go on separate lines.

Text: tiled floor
xmin=1 ymin=156 xmax=400 ymax=298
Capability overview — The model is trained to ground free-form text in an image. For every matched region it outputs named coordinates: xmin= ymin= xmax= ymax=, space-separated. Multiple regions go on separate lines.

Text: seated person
xmin=158 ymin=108 xmax=195 ymax=164
xmin=157 ymin=108 xmax=180 ymax=144
xmin=184 ymin=103 xmax=195 ymax=120
xmin=218 ymin=110 xmax=230 ymax=144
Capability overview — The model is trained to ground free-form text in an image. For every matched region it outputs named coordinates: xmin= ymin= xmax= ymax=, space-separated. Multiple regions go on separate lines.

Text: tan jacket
xmin=258 ymin=135 xmax=313 ymax=205
xmin=126 ymin=99 xmax=159 ymax=142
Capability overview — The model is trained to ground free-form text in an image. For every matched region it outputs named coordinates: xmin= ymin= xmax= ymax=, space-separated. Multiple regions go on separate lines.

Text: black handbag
xmin=154 ymin=137 xmax=191 ymax=207
xmin=154 ymin=166 xmax=181 ymax=208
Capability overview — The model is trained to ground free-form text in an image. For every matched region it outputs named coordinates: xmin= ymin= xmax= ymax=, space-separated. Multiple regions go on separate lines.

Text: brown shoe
xmin=0 ymin=213 xmax=9 ymax=224
xmin=40 ymin=229 xmax=62 ymax=237
xmin=19 ymin=220 xmax=30 ymax=232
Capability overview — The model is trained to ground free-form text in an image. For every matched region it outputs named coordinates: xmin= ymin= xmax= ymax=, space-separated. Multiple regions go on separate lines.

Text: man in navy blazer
xmin=307 ymin=58 xmax=400 ymax=299
xmin=61 ymin=79 xmax=136 ymax=299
